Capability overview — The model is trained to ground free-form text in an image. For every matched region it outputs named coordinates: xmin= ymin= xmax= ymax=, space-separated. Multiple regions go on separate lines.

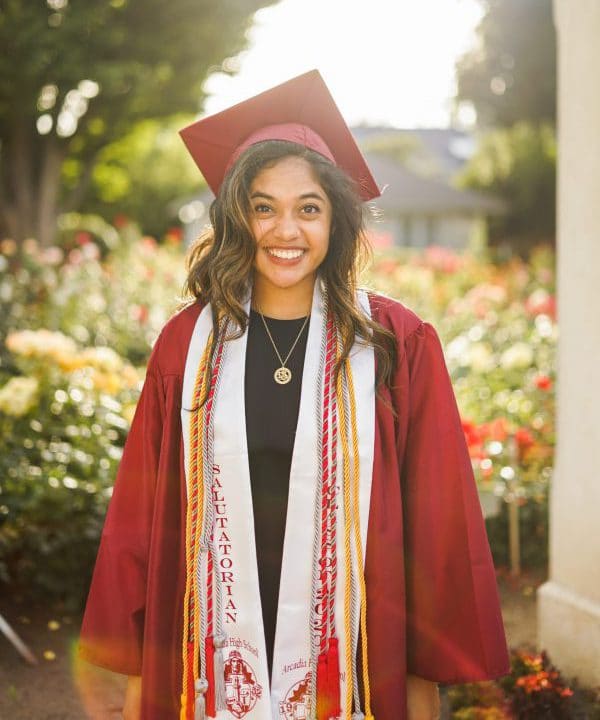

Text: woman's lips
xmin=263 ymin=247 xmax=307 ymax=264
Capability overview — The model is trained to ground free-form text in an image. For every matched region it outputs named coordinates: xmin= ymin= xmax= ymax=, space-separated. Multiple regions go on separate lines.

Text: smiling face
xmin=248 ymin=155 xmax=332 ymax=316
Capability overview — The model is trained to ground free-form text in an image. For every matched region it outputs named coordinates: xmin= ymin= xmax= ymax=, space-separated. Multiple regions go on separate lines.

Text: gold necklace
xmin=256 ymin=308 xmax=310 ymax=385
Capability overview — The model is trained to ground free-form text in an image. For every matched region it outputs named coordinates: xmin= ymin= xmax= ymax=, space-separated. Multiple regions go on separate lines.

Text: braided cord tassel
xmin=328 ymin=327 xmax=339 ymax=639
xmin=195 ymin=544 xmax=208 ymax=720
xmin=310 ymin=293 xmax=330 ymax=718
xmin=181 ymin=333 xmax=212 ymax=719
xmin=315 ymin=309 xmax=341 ymax=720
xmin=200 ymin=319 xmax=229 ymax=715
xmin=316 ymin=319 xmax=332 ymax=720
xmin=324 ymin=315 xmax=341 ymax=719
xmin=336 ymin=344 xmax=355 ymax=720
xmin=319 ymin=314 xmax=335 ymax=651
xmin=340 ymin=363 xmax=362 ymax=717
xmin=194 ymin=331 xmax=224 ymax=720
xmin=323 ymin=312 xmax=338 ymax=643
xmin=190 ymin=345 xmax=213 ymax=720
xmin=344 ymin=358 xmax=374 ymax=720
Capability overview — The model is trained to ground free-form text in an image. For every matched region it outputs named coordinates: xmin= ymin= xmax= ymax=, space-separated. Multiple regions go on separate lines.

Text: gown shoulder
xmin=148 ymin=299 xmax=204 ymax=378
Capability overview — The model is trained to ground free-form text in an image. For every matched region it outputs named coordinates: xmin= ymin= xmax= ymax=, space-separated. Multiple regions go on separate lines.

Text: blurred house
xmin=177 ymin=127 xmax=506 ymax=251
xmin=364 ymin=150 xmax=506 ymax=250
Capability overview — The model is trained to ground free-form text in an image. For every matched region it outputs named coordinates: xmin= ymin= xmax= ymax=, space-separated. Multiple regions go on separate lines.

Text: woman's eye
xmin=253 ymin=204 xmax=272 ymax=214
xmin=302 ymin=204 xmax=320 ymax=214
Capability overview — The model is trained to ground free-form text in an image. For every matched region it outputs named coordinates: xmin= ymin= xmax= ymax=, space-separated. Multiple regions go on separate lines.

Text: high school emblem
xmin=279 ymin=671 xmax=312 ymax=720
xmin=224 ymin=650 xmax=262 ymax=718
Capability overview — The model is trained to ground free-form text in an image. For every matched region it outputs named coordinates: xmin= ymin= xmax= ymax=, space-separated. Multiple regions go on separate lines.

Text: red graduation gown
xmin=78 ymin=292 xmax=510 ymax=719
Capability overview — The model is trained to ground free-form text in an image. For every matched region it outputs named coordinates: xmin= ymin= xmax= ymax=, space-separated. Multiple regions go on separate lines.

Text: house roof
xmin=365 ymin=152 xmax=507 ymax=216
xmin=352 ymin=126 xmax=477 ymax=181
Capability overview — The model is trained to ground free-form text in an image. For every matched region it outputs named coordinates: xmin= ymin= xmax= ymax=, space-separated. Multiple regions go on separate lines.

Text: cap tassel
xmin=326 ymin=637 xmax=341 ymax=718
xmin=194 ymin=678 xmax=208 ymax=720
xmin=213 ymin=633 xmax=228 ymax=711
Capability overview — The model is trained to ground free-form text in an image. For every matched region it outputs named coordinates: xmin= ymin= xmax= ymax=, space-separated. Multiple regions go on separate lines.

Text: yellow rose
xmin=80 ymin=346 xmax=124 ymax=373
xmin=0 ymin=376 xmax=39 ymax=417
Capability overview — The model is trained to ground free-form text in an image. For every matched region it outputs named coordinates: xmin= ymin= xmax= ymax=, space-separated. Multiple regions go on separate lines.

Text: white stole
xmin=181 ymin=277 xmax=375 ymax=719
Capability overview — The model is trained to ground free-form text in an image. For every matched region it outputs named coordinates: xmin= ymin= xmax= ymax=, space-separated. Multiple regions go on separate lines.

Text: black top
xmin=244 ymin=308 xmax=310 ymax=677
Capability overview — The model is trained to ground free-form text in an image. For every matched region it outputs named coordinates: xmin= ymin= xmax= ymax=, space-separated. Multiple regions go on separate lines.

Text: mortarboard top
xmin=179 ymin=69 xmax=380 ymax=201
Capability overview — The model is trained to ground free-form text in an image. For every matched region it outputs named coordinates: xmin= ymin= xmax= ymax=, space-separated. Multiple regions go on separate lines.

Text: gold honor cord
xmin=336 ymin=351 xmax=375 ymax=720
xmin=345 ymin=357 xmax=373 ymax=720
xmin=181 ymin=333 xmax=213 ymax=719
xmin=336 ymin=351 xmax=355 ymax=719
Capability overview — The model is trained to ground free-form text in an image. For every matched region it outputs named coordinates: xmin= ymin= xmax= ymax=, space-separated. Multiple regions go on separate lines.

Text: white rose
xmin=500 ymin=342 xmax=534 ymax=370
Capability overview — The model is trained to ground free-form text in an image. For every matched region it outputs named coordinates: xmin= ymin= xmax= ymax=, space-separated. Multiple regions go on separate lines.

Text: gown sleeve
xmin=78 ymin=339 xmax=165 ymax=676
xmin=401 ymin=320 xmax=510 ymax=684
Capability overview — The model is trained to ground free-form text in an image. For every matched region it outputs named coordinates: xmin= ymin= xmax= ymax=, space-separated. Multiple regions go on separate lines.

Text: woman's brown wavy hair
xmin=181 ymin=139 xmax=397 ymax=404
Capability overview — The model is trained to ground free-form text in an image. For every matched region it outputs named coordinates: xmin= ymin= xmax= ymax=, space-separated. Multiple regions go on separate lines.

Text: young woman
xmin=79 ymin=70 xmax=510 ymax=720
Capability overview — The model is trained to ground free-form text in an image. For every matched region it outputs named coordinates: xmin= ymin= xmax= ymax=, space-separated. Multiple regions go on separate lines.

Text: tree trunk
xmin=0 ymin=167 xmax=18 ymax=240
xmin=37 ymin=135 xmax=66 ymax=247
xmin=62 ymin=157 xmax=96 ymax=214
xmin=1 ymin=124 xmax=67 ymax=247
xmin=10 ymin=121 xmax=36 ymax=241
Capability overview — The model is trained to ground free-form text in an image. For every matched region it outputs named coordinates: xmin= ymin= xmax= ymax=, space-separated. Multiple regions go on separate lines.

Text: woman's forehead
xmin=250 ymin=157 xmax=327 ymax=197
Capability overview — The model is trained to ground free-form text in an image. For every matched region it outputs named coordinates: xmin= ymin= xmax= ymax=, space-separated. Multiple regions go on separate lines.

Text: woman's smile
xmin=263 ymin=246 xmax=307 ymax=262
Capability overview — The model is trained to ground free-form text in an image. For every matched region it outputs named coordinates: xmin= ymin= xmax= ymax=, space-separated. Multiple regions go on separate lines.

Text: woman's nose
xmin=273 ymin=212 xmax=300 ymax=240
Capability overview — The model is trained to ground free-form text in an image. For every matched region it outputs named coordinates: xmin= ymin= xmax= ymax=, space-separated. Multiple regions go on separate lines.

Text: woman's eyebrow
xmin=250 ymin=191 xmax=326 ymax=201
xmin=299 ymin=192 xmax=326 ymax=201
xmin=250 ymin=191 xmax=275 ymax=200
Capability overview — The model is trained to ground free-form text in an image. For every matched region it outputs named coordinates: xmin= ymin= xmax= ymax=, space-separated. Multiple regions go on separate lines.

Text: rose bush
xmin=0 ymin=220 xmax=185 ymax=605
xmin=0 ymin=326 xmax=143 ymax=605
xmin=365 ymin=243 xmax=556 ymax=569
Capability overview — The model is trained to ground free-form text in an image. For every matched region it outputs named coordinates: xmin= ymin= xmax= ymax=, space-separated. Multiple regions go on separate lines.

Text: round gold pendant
xmin=274 ymin=366 xmax=292 ymax=384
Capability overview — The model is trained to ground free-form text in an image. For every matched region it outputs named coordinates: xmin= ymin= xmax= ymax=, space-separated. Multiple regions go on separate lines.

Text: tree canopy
xmin=455 ymin=0 xmax=556 ymax=128
xmin=0 ymin=0 xmax=275 ymax=245
xmin=458 ymin=122 xmax=556 ymax=255
xmin=453 ymin=0 xmax=557 ymax=255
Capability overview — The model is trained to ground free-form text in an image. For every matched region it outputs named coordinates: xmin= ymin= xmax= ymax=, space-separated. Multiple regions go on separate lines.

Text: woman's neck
xmin=251 ymin=277 xmax=315 ymax=319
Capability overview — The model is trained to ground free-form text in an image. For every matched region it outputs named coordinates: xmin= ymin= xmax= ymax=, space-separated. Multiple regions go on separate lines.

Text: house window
xmin=426 ymin=216 xmax=436 ymax=246
xmin=403 ymin=216 xmax=412 ymax=246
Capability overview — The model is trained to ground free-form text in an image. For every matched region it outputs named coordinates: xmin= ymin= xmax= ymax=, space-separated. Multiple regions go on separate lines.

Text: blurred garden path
xmin=0 ymin=596 xmax=125 ymax=720
xmin=0 ymin=570 xmax=543 ymax=719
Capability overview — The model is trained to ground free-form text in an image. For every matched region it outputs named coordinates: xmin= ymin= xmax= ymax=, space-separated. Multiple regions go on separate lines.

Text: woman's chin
xmin=254 ymin=268 xmax=318 ymax=292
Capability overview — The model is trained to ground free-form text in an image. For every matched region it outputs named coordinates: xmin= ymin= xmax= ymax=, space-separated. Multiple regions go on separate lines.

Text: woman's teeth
xmin=266 ymin=248 xmax=305 ymax=259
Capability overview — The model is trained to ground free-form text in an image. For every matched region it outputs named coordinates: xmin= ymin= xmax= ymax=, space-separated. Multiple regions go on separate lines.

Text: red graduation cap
xmin=179 ymin=69 xmax=380 ymax=201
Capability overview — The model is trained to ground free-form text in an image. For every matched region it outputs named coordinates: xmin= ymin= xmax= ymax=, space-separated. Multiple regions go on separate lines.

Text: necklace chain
xmin=256 ymin=307 xmax=310 ymax=384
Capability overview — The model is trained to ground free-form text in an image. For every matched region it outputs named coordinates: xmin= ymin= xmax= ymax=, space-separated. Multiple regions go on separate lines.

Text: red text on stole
xmin=213 ymin=463 xmax=237 ymax=623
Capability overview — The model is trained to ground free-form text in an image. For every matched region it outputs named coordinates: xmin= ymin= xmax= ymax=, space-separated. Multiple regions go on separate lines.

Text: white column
xmin=537 ymin=0 xmax=600 ymax=686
